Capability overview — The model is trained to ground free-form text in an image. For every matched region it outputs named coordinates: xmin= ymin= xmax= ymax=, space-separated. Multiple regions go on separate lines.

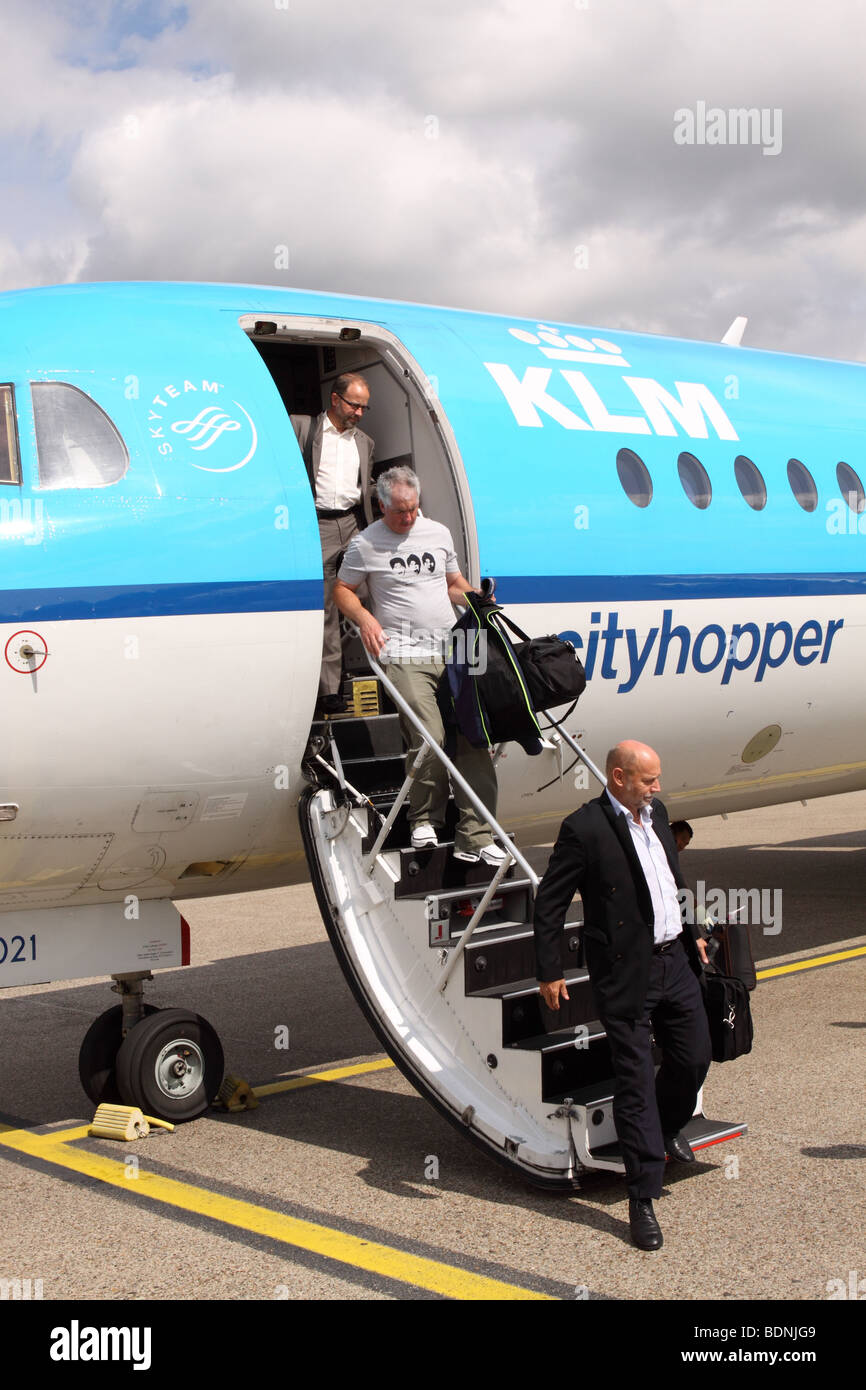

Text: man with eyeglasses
xmin=292 ymin=373 xmax=376 ymax=715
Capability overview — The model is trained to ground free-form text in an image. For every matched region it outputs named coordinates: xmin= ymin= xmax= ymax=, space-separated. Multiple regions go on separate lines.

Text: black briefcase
xmin=702 ymin=966 xmax=754 ymax=1062
xmin=707 ymin=921 xmax=757 ymax=992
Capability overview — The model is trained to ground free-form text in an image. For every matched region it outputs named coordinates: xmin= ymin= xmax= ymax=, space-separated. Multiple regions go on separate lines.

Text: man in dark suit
xmin=533 ymin=740 xmax=710 ymax=1250
xmin=291 ymin=373 xmax=375 ymax=715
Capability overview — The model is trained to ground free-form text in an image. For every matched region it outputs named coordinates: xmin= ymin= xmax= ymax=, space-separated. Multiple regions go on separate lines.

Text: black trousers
xmin=599 ymin=937 xmax=712 ymax=1200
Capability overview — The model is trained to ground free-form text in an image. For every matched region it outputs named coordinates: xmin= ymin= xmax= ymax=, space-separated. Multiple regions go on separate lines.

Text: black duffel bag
xmin=702 ymin=965 xmax=754 ymax=1062
xmin=487 ymin=611 xmax=587 ymax=712
xmin=514 ymin=634 xmax=587 ymax=711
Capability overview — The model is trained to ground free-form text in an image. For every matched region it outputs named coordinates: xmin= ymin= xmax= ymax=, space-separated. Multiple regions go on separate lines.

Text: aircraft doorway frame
xmin=237 ymin=312 xmax=480 ymax=583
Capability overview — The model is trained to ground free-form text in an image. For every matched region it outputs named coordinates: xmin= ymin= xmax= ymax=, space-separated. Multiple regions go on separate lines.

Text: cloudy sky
xmin=2 ymin=0 xmax=865 ymax=359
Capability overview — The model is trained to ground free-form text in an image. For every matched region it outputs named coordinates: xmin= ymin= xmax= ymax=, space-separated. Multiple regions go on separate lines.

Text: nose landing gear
xmin=77 ymin=973 xmax=224 ymax=1123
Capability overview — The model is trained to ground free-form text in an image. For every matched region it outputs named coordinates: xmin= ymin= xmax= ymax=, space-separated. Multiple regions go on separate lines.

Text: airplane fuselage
xmin=1 ymin=281 xmax=864 ymax=931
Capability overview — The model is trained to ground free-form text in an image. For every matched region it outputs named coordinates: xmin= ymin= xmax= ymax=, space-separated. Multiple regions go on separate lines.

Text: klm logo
xmin=485 ymin=324 xmax=738 ymax=442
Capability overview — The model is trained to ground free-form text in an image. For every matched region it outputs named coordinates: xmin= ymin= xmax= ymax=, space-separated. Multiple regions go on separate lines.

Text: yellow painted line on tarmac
xmin=253 ymin=1057 xmax=395 ymax=1097
xmin=0 ymin=1123 xmax=551 ymax=1300
xmin=757 ymin=943 xmax=866 ymax=980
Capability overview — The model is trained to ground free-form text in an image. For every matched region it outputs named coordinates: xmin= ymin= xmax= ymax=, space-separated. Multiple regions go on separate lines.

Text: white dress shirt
xmin=606 ymin=792 xmax=683 ymax=944
xmin=315 ymin=415 xmax=362 ymax=512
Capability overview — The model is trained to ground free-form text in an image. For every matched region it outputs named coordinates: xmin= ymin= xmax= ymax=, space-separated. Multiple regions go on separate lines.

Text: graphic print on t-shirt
xmin=388 ymin=551 xmax=439 ymax=578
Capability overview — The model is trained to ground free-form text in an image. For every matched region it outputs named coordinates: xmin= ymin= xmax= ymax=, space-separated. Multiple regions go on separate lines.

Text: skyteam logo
xmin=486 ymin=324 xmax=738 ymax=440
xmin=146 ymin=379 xmax=258 ymax=472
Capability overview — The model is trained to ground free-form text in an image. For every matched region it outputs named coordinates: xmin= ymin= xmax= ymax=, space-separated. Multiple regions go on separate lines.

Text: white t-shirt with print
xmin=338 ymin=514 xmax=459 ymax=661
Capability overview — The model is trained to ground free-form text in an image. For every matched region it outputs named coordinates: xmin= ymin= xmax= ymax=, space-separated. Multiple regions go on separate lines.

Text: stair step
xmin=468 ymin=969 xmax=597 ymax=1042
xmin=540 ymin=1033 xmax=615 ymax=1102
xmin=464 ymin=922 xmax=582 ymax=996
xmin=393 ymin=843 xmax=518 ymax=899
xmin=417 ymin=877 xmax=534 ymax=909
xmin=510 ymin=1019 xmax=606 ymax=1052
xmin=589 ymin=1115 xmax=747 ymax=1164
xmin=323 ymin=712 xmax=403 ymax=759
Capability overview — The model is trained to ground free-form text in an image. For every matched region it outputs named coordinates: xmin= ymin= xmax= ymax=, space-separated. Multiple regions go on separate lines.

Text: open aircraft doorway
xmin=241 ymin=311 xmax=479 ymax=592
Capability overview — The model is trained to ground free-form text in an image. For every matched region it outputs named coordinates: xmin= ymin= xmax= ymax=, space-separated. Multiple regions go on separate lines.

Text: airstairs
xmin=300 ymin=662 xmax=745 ymax=1189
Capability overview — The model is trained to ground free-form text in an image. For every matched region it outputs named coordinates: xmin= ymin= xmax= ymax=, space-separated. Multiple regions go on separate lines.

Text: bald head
xmin=606 ymin=741 xmax=662 ymax=820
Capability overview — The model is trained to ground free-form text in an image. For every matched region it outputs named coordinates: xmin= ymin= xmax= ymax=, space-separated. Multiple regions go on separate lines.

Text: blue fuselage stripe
xmin=2 ymin=574 xmax=864 ymax=625
xmin=0 ymin=579 xmax=323 ymax=623
xmin=496 ymin=573 xmax=866 ymax=602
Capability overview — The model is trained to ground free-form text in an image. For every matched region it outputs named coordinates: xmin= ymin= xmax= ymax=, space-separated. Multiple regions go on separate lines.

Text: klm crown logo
xmin=507 ymin=325 xmax=630 ymax=368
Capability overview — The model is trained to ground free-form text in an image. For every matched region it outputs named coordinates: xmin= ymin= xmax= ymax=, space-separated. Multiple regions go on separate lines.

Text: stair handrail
xmin=538 ymin=718 xmax=606 ymax=788
xmin=360 ymin=644 xmax=539 ymax=889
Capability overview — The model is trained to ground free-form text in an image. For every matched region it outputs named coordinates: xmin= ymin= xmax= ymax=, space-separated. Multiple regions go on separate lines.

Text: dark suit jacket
xmin=533 ymin=792 xmax=702 ymax=1019
xmin=291 ymin=412 xmax=375 ymax=525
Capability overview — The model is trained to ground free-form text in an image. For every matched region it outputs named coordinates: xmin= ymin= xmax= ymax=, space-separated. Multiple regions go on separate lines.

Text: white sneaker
xmin=454 ymin=842 xmax=510 ymax=865
xmin=410 ymin=824 xmax=438 ymax=849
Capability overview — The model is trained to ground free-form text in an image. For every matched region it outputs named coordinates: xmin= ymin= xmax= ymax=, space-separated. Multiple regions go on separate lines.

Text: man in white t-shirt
xmin=333 ymin=466 xmax=505 ymax=864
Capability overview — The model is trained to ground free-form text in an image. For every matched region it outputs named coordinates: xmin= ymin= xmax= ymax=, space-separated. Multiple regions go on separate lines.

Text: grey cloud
xmin=1 ymin=0 xmax=865 ymax=362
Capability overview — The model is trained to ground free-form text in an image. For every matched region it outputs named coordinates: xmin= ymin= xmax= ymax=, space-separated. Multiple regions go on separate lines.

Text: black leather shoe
xmin=629 ymin=1198 xmax=663 ymax=1250
xmin=664 ymin=1131 xmax=696 ymax=1164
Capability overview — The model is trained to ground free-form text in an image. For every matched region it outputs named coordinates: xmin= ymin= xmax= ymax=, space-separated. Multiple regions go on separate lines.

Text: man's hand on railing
xmin=357 ymin=612 xmax=388 ymax=659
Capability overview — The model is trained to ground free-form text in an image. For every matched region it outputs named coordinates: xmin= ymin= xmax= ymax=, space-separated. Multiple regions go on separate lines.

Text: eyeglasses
xmin=336 ymin=393 xmax=370 ymax=414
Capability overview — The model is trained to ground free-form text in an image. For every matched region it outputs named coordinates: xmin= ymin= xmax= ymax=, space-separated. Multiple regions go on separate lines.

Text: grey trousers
xmin=383 ymin=659 xmax=498 ymax=854
xmin=318 ymin=513 xmax=360 ymax=697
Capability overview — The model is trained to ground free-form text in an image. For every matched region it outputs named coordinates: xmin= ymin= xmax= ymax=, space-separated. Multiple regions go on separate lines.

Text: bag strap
xmin=487 ymin=609 xmax=532 ymax=643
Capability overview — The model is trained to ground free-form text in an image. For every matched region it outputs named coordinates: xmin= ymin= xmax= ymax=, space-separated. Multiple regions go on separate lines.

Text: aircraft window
xmin=616 ymin=448 xmax=652 ymax=507
xmin=31 ymin=382 xmax=129 ymax=490
xmin=734 ymin=455 xmax=767 ymax=510
xmin=836 ymin=461 xmax=865 ymax=513
xmin=787 ymin=457 xmax=818 ymax=512
xmin=677 ymin=452 xmax=711 ymax=509
xmin=1 ymin=386 xmax=20 ymax=484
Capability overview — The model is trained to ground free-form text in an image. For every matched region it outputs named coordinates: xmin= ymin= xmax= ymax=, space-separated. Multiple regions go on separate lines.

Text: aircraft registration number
xmin=0 ymin=934 xmax=37 ymax=966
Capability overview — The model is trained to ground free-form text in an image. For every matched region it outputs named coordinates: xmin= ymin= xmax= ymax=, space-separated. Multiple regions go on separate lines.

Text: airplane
xmin=1 ymin=280 xmax=863 ymax=1185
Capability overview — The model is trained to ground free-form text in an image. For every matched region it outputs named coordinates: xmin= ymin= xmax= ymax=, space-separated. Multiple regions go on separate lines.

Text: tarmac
xmin=1 ymin=790 xmax=864 ymax=1313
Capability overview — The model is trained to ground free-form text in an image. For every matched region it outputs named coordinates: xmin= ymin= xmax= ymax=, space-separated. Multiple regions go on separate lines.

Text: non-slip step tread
xmin=589 ymin=1116 xmax=747 ymax=1162
xmin=471 ymin=968 xmax=590 ymax=1000
xmin=510 ymin=1022 xmax=607 ymax=1053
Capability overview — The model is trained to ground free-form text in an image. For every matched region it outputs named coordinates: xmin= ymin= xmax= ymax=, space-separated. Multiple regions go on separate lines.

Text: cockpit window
xmin=0 ymin=386 xmax=19 ymax=484
xmin=31 ymin=382 xmax=129 ymax=490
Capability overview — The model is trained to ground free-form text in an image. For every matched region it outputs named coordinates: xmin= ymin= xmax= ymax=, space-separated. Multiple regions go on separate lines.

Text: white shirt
xmin=606 ymin=791 xmax=683 ymax=945
xmin=315 ymin=415 xmax=362 ymax=511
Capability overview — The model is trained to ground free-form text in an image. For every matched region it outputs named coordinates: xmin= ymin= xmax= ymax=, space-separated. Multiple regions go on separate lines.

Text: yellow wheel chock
xmin=89 ymin=1104 xmax=175 ymax=1141
xmin=213 ymin=1074 xmax=259 ymax=1112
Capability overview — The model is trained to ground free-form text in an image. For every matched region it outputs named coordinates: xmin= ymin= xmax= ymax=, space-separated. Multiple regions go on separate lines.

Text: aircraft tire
xmin=115 ymin=1008 xmax=225 ymax=1122
xmin=78 ymin=1003 xmax=159 ymax=1106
